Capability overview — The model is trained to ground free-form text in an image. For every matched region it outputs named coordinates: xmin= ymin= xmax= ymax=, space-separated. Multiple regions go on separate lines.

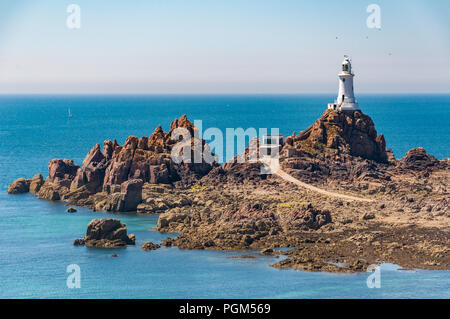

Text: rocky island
xmin=8 ymin=110 xmax=449 ymax=272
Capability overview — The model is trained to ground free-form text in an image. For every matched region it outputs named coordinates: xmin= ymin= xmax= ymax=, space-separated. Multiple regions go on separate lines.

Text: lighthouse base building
xmin=328 ymin=56 xmax=360 ymax=111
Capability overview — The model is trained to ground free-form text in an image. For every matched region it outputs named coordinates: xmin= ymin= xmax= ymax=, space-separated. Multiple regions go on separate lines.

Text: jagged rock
xmin=99 ymin=179 xmax=143 ymax=212
xmin=290 ymin=110 xmax=388 ymax=162
xmin=10 ymin=115 xmax=217 ymax=209
xmin=29 ymin=174 xmax=44 ymax=194
xmin=103 ymin=136 xmax=138 ymax=186
xmin=73 ymin=218 xmax=135 ymax=248
xmin=397 ymin=147 xmax=439 ymax=171
xmin=32 ymin=159 xmax=78 ymax=201
xmin=141 ymin=241 xmax=161 ymax=251
xmin=102 ymin=140 xmax=116 ymax=160
xmin=7 ymin=178 xmax=31 ymax=194
xmin=48 ymin=159 xmax=79 ymax=187
xmin=120 ymin=179 xmax=143 ymax=211
xmin=71 ymin=143 xmax=109 ymax=193
xmin=99 ymin=115 xmax=215 ymax=188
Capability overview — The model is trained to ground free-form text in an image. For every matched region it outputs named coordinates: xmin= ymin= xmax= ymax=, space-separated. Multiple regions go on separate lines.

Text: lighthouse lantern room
xmin=328 ymin=56 xmax=360 ymax=111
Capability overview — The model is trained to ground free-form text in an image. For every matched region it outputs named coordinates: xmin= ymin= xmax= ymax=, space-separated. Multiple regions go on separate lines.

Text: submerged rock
xmin=74 ymin=218 xmax=135 ymax=248
xmin=141 ymin=241 xmax=161 ymax=251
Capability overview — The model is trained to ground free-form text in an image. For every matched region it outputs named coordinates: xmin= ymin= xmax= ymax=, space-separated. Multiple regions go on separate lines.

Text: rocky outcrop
xmin=96 ymin=179 xmax=143 ymax=212
xmin=29 ymin=174 xmax=44 ymax=194
xmin=37 ymin=182 xmax=64 ymax=201
xmin=48 ymin=159 xmax=79 ymax=187
xmin=6 ymin=110 xmax=450 ymax=273
xmin=157 ymin=201 xmax=332 ymax=250
xmin=7 ymin=178 xmax=31 ymax=194
xmin=35 ymin=160 xmax=79 ymax=200
xmin=74 ymin=218 xmax=135 ymax=248
xmin=103 ymin=136 xmax=138 ymax=186
xmin=396 ymin=147 xmax=440 ymax=171
xmin=8 ymin=115 xmax=217 ymax=212
xmin=275 ymin=110 xmax=396 ymax=184
xmin=202 ymin=138 xmax=265 ymax=185
xmin=71 ymin=143 xmax=109 ymax=192
xmin=287 ymin=110 xmax=388 ymax=163
xmin=141 ymin=242 xmax=161 ymax=251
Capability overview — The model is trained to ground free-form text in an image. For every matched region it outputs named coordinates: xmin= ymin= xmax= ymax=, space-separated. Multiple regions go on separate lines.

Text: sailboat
xmin=68 ymin=108 xmax=73 ymax=118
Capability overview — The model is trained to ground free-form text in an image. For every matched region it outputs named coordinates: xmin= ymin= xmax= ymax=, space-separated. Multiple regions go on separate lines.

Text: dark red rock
xmin=120 ymin=179 xmax=143 ymax=211
xmin=103 ymin=137 xmax=138 ymax=186
xmin=291 ymin=110 xmax=388 ymax=163
xmin=71 ymin=144 xmax=109 ymax=192
xmin=48 ymin=159 xmax=79 ymax=187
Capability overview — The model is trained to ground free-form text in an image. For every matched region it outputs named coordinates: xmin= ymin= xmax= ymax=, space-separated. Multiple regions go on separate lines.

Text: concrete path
xmin=266 ymin=159 xmax=374 ymax=202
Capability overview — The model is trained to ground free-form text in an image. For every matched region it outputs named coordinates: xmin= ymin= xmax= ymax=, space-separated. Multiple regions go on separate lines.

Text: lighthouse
xmin=328 ymin=56 xmax=360 ymax=111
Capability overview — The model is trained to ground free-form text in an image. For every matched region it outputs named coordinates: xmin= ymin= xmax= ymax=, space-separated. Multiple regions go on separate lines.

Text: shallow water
xmin=0 ymin=95 xmax=449 ymax=298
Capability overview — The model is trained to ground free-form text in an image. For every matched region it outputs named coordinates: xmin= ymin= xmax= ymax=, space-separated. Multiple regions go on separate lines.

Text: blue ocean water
xmin=0 ymin=94 xmax=449 ymax=299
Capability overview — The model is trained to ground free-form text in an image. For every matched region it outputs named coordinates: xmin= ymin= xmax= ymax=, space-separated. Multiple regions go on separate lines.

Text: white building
xmin=260 ymin=134 xmax=284 ymax=157
xmin=328 ymin=56 xmax=360 ymax=111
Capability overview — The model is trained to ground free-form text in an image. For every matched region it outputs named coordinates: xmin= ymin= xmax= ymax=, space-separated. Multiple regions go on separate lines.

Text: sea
xmin=0 ymin=94 xmax=449 ymax=298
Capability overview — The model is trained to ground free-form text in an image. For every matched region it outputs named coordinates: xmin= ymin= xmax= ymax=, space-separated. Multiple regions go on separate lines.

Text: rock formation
xmin=47 ymin=159 xmax=80 ymax=187
xmin=285 ymin=110 xmax=388 ymax=162
xmin=8 ymin=115 xmax=217 ymax=212
xmin=141 ymin=242 xmax=161 ymax=251
xmin=157 ymin=202 xmax=332 ymax=249
xmin=29 ymin=174 xmax=44 ymax=194
xmin=71 ymin=143 xmax=109 ymax=193
xmin=396 ymin=147 xmax=440 ymax=171
xmin=6 ymin=110 xmax=450 ymax=273
xmin=7 ymin=178 xmax=31 ymax=194
xmin=74 ymin=218 xmax=135 ymax=248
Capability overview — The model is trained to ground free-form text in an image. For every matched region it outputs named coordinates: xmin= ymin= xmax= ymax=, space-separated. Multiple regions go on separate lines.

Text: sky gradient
xmin=0 ymin=0 xmax=449 ymax=94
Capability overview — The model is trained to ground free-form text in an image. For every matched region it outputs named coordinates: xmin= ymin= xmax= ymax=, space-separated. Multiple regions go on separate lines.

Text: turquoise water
xmin=0 ymin=95 xmax=449 ymax=298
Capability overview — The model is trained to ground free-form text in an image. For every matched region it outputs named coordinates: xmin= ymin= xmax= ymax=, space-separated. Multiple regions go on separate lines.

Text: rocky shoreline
xmin=7 ymin=111 xmax=450 ymax=272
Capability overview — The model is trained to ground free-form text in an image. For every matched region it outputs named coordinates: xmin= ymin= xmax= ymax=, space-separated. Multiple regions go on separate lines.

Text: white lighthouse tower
xmin=328 ymin=56 xmax=360 ymax=111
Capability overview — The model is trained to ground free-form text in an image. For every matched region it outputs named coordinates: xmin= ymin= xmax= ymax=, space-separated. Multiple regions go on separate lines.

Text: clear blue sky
xmin=0 ymin=0 xmax=449 ymax=93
